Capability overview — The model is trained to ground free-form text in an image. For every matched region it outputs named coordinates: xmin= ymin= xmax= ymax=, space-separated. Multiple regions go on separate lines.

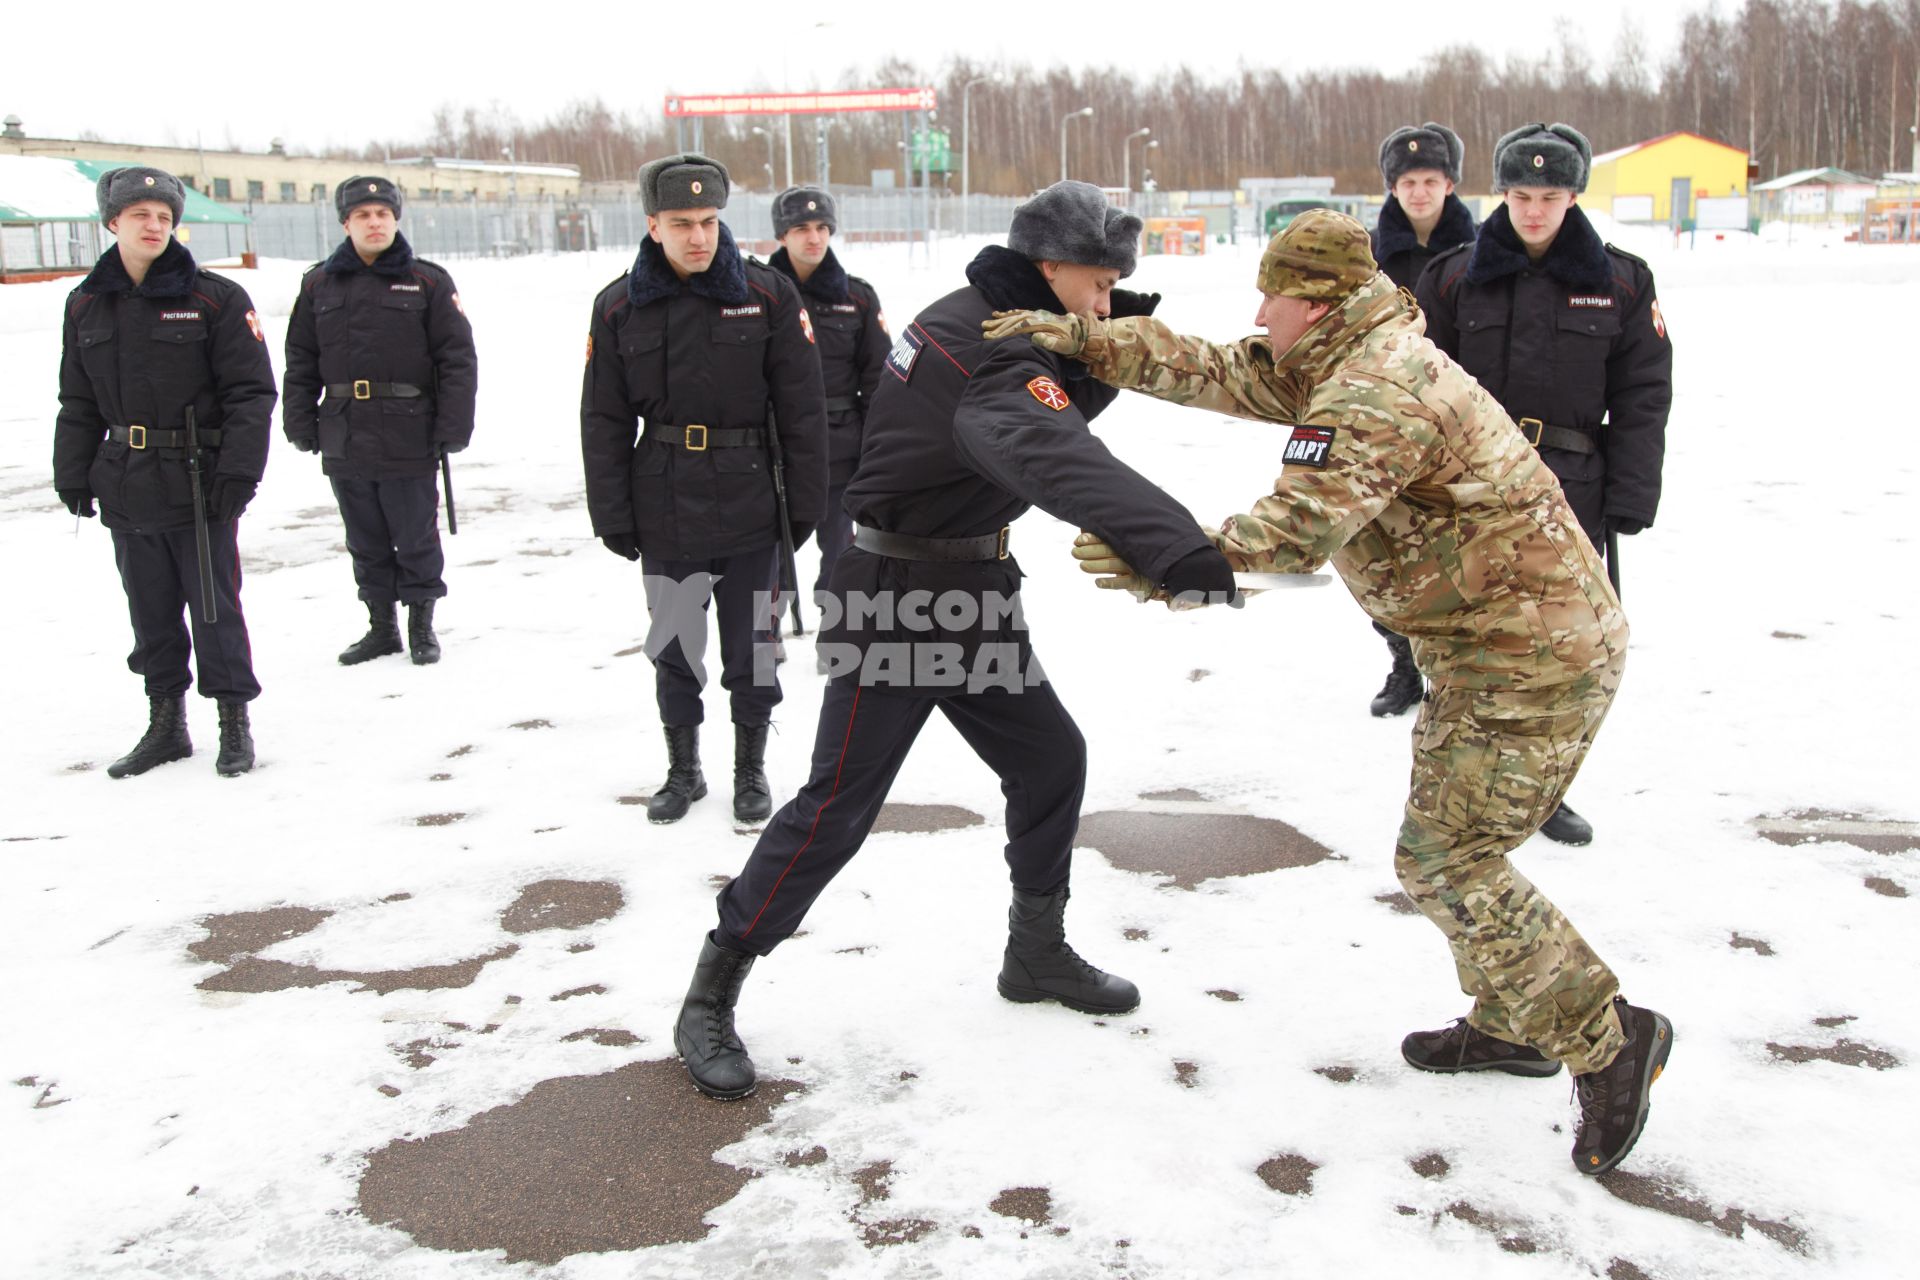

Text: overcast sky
xmin=13 ymin=0 xmax=1687 ymax=155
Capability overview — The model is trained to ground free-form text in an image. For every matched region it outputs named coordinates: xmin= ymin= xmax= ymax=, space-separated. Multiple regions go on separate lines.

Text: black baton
xmin=184 ymin=406 xmax=218 ymax=624
xmin=440 ymin=445 xmax=458 ymax=535
xmin=1605 ymin=525 xmax=1621 ymax=599
xmin=765 ymin=406 xmax=804 ymax=637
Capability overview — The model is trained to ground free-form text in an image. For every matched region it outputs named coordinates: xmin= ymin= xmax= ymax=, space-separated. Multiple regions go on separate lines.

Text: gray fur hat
xmin=1493 ymin=122 xmax=1592 ymax=193
xmin=1007 ymin=181 xmax=1140 ymax=278
xmin=639 ymin=152 xmax=730 ymax=214
xmin=97 ymin=166 xmax=185 ymax=226
xmin=1379 ymin=122 xmax=1463 ymax=191
xmin=335 ymin=175 xmax=403 ymax=221
xmin=773 ymin=185 xmax=837 ymax=238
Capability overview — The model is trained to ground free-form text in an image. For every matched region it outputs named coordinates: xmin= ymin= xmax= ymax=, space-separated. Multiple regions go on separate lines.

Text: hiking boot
xmin=214 ymin=700 xmax=255 ymax=776
xmin=1401 ymin=1016 xmax=1562 ymax=1077
xmin=1369 ymin=632 xmax=1423 ymax=717
xmin=107 ymin=695 xmax=191 ymax=778
xmin=407 ymin=600 xmax=441 ymax=665
xmin=673 ymin=931 xmax=758 ymax=1100
xmin=648 ymin=724 xmax=706 ymax=823
xmin=1539 ymin=802 xmax=1594 ymax=846
xmin=339 ymin=602 xmax=403 ymax=665
xmin=998 ymin=888 xmax=1139 ymax=1015
xmin=1571 ymin=998 xmax=1674 ymax=1174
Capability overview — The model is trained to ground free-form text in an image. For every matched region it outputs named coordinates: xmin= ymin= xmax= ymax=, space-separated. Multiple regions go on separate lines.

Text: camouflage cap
xmin=1256 ymin=209 xmax=1378 ymax=299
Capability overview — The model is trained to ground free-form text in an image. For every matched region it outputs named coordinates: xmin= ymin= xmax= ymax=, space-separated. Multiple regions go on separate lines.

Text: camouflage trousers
xmin=1395 ymin=651 xmax=1629 ymax=1075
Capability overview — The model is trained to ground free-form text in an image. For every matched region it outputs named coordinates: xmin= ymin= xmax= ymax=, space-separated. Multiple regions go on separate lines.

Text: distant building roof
xmin=1752 ymin=167 xmax=1875 ymax=191
xmin=1591 ymin=131 xmax=1749 ymax=167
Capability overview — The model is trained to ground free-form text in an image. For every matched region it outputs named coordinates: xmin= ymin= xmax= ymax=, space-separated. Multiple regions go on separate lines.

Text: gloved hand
xmin=288 ymin=435 xmax=318 ymax=454
xmin=982 ymin=309 xmax=1100 ymax=359
xmin=207 ymin=476 xmax=257 ymax=522
xmin=1071 ymin=531 xmax=1157 ymax=603
xmin=59 ymin=488 xmax=96 ymax=518
xmin=436 ymin=439 xmax=468 ymax=455
xmin=1160 ymin=546 xmax=1241 ymax=610
xmin=1608 ymin=516 xmax=1648 ymax=536
xmin=1109 ymin=287 xmax=1161 ymax=318
xmin=788 ymin=520 xmax=816 ymax=547
xmin=601 ymin=532 xmax=640 ymax=561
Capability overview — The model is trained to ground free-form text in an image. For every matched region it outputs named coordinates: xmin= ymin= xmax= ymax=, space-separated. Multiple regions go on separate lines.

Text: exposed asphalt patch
xmin=188 ymin=906 xmax=334 ymax=966
xmin=1375 ymin=891 xmax=1420 ymax=916
xmin=848 ymin=1159 xmax=937 ymax=1249
xmin=197 ymin=945 xmax=519 ymax=996
xmin=1766 ymin=1038 xmax=1901 ymax=1070
xmin=501 ymin=880 xmax=624 ymax=934
xmin=1075 ymin=810 xmax=1333 ymax=889
xmin=1256 ymin=1153 xmax=1318 ymax=1196
xmin=989 ymin=1186 xmax=1052 ymax=1225
xmin=1753 ymin=808 xmax=1920 ymax=855
xmin=1729 ymin=933 xmax=1775 ymax=956
xmin=1597 ymin=1169 xmax=1811 ymax=1255
xmin=869 ymin=804 xmax=986 ymax=834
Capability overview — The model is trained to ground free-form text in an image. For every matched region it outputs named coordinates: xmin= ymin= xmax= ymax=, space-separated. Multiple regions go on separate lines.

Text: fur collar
xmin=965 ymin=245 xmax=1066 ymax=313
xmin=628 ymin=222 xmax=749 ymax=309
xmin=1466 ymin=204 xmax=1612 ymax=292
xmin=80 ymin=239 xmax=197 ymax=297
xmin=769 ymin=244 xmax=850 ymax=303
xmin=1373 ymin=193 xmax=1477 ymax=263
xmin=324 ymin=230 xmax=417 ymax=277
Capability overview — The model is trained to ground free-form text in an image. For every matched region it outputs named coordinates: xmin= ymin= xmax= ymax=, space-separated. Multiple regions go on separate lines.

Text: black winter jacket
xmin=831 ymin=245 xmax=1216 ymax=691
xmin=580 ymin=224 xmax=827 ymax=561
xmin=769 ymin=246 xmax=887 ymax=485
xmin=1371 ymin=193 xmax=1477 ymax=292
xmin=54 ymin=241 xmax=277 ymax=534
xmin=1416 ymin=204 xmax=1672 ymax=544
xmin=282 ymin=232 xmax=478 ymax=480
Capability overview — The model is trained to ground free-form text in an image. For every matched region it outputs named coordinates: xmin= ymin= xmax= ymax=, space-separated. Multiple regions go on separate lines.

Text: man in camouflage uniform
xmin=982 ymin=210 xmax=1674 ymax=1176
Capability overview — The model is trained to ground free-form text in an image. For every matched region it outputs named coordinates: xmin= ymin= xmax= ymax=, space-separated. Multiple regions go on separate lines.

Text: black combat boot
xmin=1539 ymin=801 xmax=1594 ymax=846
xmin=1571 ymin=998 xmax=1674 ymax=1174
xmin=407 ymin=600 xmax=441 ymax=665
xmin=1370 ymin=632 xmax=1423 ymax=717
xmin=733 ymin=722 xmax=772 ymax=823
xmin=998 ymin=888 xmax=1139 ymax=1014
xmin=215 ymin=700 xmax=255 ymax=776
xmin=673 ymin=931 xmax=758 ymax=1099
xmin=1401 ymin=1016 xmax=1562 ymax=1077
xmin=338 ymin=602 xmax=403 ymax=666
xmin=107 ymin=695 xmax=192 ymax=779
xmin=647 ymin=725 xmax=707 ymax=823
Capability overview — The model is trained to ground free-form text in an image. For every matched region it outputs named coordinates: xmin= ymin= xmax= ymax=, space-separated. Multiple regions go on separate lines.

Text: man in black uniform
xmin=284 ymin=177 xmax=478 ymax=667
xmin=54 ymin=167 xmax=277 ymax=777
xmin=765 ymin=185 xmax=889 ymax=673
xmin=1364 ymin=122 xmax=1478 ymax=718
xmin=580 ymin=154 xmax=826 ymax=825
xmin=671 ymin=181 xmax=1238 ymax=1100
xmin=1418 ymin=122 xmax=1672 ymax=846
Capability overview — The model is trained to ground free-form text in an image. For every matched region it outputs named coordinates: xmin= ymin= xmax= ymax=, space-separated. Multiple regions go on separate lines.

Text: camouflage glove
xmin=982 ymin=310 xmax=1105 ymax=361
xmin=1071 ymin=531 xmax=1160 ymax=603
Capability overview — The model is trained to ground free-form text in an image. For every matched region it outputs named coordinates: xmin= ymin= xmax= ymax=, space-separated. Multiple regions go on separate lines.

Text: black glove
xmin=288 ymin=435 xmax=318 ymax=454
xmin=788 ymin=520 xmax=816 ymax=547
xmin=1109 ymin=287 xmax=1162 ymax=319
xmin=59 ymin=488 xmax=96 ymax=518
xmin=207 ymin=476 xmax=256 ymax=522
xmin=601 ymin=532 xmax=641 ymax=561
xmin=1160 ymin=546 xmax=1240 ymax=607
xmin=436 ymin=439 xmax=468 ymax=455
xmin=1608 ymin=516 xmax=1648 ymax=536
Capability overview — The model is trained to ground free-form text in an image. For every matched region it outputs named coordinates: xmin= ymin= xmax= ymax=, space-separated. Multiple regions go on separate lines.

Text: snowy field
xmin=2 ymin=220 xmax=1916 ymax=1280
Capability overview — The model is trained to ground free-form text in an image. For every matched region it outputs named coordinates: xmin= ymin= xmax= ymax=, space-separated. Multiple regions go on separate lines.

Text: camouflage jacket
xmin=1077 ymin=274 xmax=1627 ymax=692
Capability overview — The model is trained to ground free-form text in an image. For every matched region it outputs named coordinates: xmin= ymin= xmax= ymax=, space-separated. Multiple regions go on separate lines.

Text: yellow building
xmin=1585 ymin=131 xmax=1749 ymax=224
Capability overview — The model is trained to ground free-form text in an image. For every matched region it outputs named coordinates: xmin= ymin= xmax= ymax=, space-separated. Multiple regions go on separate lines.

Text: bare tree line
xmin=352 ymin=0 xmax=1920 ymax=193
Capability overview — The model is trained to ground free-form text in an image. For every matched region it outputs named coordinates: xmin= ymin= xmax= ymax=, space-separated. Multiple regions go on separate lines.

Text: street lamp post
xmin=1123 ymin=127 xmax=1152 ymax=194
xmin=750 ymin=127 xmax=777 ymax=192
xmin=961 ymin=73 xmax=997 ymax=236
xmin=1059 ymin=107 xmax=1093 ymax=183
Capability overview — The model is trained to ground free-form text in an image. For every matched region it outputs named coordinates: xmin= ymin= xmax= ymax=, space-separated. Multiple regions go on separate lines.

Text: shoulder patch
xmin=798 ymin=308 xmax=815 ymax=344
xmin=1026 ymin=376 xmax=1071 ymax=412
xmin=885 ymin=325 xmax=924 ymax=382
xmin=245 ymin=310 xmax=265 ymax=341
xmin=1650 ymin=299 xmax=1667 ymax=340
xmin=1282 ymin=424 xmax=1336 ymax=468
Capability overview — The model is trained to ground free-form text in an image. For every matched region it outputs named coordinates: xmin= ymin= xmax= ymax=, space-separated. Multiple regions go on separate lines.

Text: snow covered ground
xmin=2 ymin=223 xmax=1916 ymax=1280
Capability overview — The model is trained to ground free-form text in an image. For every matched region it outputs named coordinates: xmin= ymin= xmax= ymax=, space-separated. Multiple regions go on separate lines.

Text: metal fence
xmin=246 ymin=190 xmax=1032 ymax=263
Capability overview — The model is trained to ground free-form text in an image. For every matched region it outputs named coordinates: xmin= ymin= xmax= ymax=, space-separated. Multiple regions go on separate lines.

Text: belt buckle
xmin=1517 ymin=417 xmax=1544 ymax=446
xmin=352 ymin=379 xmax=372 ymax=400
xmin=685 ymin=424 xmax=708 ymax=452
xmin=996 ymin=526 xmax=1009 ymax=560
xmin=127 ymin=423 xmax=147 ymax=449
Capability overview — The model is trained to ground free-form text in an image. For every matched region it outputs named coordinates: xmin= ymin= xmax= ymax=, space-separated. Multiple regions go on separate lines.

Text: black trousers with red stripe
xmin=715 ymin=675 xmax=1087 ymax=955
xmin=110 ymin=521 xmax=260 ymax=702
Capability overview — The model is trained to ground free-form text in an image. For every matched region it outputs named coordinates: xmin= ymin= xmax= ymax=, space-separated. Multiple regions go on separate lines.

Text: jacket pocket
xmin=713 ymin=444 xmax=776 ymax=536
xmin=380 ymin=396 xmax=435 ymax=460
xmin=78 ymin=326 xmax=116 ymax=380
xmin=318 ymin=399 xmax=349 ymax=459
xmin=619 ymin=328 xmax=668 ymax=404
xmin=88 ymin=438 xmax=129 ymax=510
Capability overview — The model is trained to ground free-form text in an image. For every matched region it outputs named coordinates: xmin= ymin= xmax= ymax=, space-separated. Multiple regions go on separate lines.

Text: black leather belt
xmin=109 ymin=424 xmax=224 ymax=449
xmin=325 ymin=381 xmax=425 ymax=400
xmin=641 ymin=422 xmax=766 ymax=451
xmin=824 ymin=394 xmax=858 ymax=413
xmin=1516 ymin=418 xmax=1597 ymax=456
xmin=853 ymin=525 xmax=1010 ymax=562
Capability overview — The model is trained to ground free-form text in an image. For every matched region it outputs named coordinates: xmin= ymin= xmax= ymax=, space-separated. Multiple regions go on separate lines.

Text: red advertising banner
xmin=665 ymin=88 xmax=938 ymax=117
